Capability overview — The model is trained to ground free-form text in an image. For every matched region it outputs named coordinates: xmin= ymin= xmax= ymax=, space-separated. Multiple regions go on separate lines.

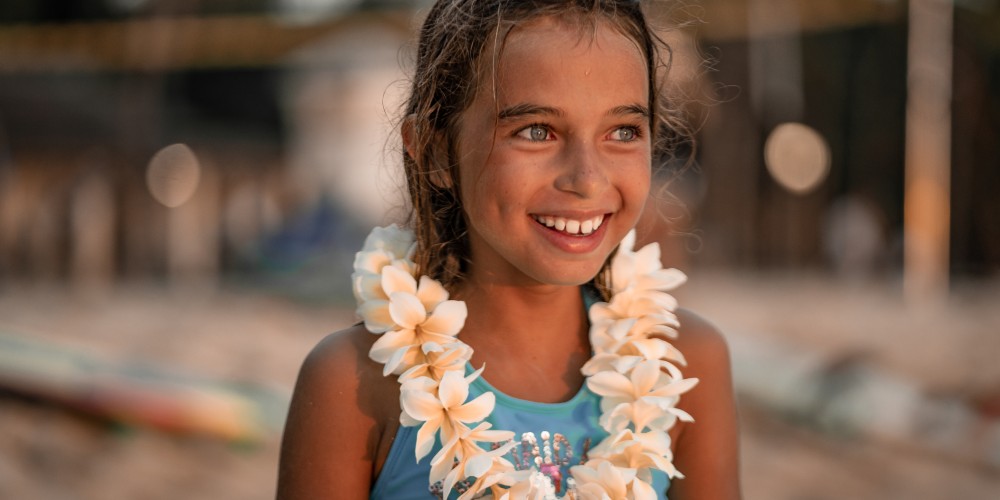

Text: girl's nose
xmin=554 ymin=139 xmax=609 ymax=198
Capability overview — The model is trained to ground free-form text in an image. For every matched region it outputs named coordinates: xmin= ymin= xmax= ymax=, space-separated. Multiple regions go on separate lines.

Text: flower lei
xmin=352 ymin=225 xmax=697 ymax=499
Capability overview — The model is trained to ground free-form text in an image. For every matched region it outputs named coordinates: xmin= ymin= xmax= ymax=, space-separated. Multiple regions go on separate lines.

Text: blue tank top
xmin=369 ymin=293 xmax=671 ymax=499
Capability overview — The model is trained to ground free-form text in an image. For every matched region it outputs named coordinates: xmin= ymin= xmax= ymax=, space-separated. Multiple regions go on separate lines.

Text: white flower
xmin=366 ymin=266 xmax=467 ymax=374
xmin=451 ymin=441 xmax=520 ymax=500
xmin=587 ymin=359 xmax=697 ymax=433
xmin=571 ymin=460 xmax=636 ymax=499
xmin=497 ymin=470 xmax=559 ymax=500
xmin=609 ymin=231 xmax=687 ymax=297
xmin=399 ymin=341 xmax=473 ymax=382
xmin=590 ymin=428 xmax=680 ymax=481
xmin=363 ymin=223 xmax=417 ymax=258
xmin=428 ymin=421 xmax=515 ymax=494
xmin=601 ymin=396 xmax=690 ymax=438
xmin=352 ymin=224 xmax=416 ymax=303
xmin=399 ymin=369 xmax=496 ymax=462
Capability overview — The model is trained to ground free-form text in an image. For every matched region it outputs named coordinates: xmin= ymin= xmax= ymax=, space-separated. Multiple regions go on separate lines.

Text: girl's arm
xmin=668 ymin=310 xmax=742 ymax=500
xmin=276 ymin=326 xmax=395 ymax=499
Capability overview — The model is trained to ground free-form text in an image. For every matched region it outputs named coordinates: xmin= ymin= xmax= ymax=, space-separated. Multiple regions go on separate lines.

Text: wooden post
xmin=904 ymin=0 xmax=953 ymax=303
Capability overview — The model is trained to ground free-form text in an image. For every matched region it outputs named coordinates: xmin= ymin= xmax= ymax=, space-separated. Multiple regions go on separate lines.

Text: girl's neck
xmin=458 ymin=281 xmax=586 ymax=342
xmin=455 ymin=281 xmax=592 ymax=402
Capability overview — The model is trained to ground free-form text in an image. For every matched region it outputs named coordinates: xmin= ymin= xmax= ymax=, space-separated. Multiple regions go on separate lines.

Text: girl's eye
xmin=517 ymin=124 xmax=552 ymax=142
xmin=610 ymin=126 xmax=641 ymax=142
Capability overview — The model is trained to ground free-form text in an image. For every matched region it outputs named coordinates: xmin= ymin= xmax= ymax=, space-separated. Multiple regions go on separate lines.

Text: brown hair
xmin=402 ymin=0 xmax=689 ymax=294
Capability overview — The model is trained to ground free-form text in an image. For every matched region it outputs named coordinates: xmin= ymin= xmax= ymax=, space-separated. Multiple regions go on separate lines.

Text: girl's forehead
xmin=500 ymin=15 xmax=642 ymax=59
xmin=489 ymin=16 xmax=648 ymax=88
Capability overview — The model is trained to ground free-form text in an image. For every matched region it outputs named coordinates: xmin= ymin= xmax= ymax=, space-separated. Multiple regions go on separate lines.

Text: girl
xmin=277 ymin=1 xmax=740 ymax=498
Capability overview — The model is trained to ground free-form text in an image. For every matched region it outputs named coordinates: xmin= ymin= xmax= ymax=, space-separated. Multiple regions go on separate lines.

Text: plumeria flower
xmin=429 ymin=421 xmax=515 ymax=492
xmin=587 ymin=359 xmax=698 ymax=428
xmin=590 ymin=429 xmax=680 ymax=481
xmin=366 ymin=266 xmax=468 ymax=374
xmin=609 ymin=231 xmax=687 ymax=297
xmin=571 ymin=460 xmax=638 ymax=500
xmin=448 ymin=439 xmax=521 ymax=500
xmin=598 ymin=395 xmax=686 ymax=437
xmin=587 ymin=315 xmax=686 ymax=367
xmin=398 ymin=341 xmax=473 ymax=382
xmin=399 ymin=369 xmax=496 ymax=462
xmin=495 ymin=469 xmax=558 ymax=500
xmin=363 ymin=223 xmax=417 ymax=258
xmin=352 ymin=224 xmax=416 ymax=303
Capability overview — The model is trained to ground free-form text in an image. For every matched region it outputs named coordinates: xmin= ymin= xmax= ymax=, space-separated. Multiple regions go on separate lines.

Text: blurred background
xmin=0 ymin=0 xmax=998 ymax=498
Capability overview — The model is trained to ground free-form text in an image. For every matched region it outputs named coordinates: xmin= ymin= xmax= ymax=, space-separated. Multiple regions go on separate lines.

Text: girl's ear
xmin=403 ymin=115 xmax=454 ymax=189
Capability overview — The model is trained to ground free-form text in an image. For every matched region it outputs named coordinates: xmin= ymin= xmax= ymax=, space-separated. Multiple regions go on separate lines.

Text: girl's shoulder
xmin=666 ymin=308 xmax=742 ymax=499
xmin=277 ymin=324 xmax=401 ymax=496
xmin=673 ymin=308 xmax=731 ymax=369
xmin=295 ymin=323 xmax=402 ymax=422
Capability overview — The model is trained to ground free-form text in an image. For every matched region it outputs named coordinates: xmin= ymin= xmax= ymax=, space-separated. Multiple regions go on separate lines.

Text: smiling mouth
xmin=531 ymin=214 xmax=605 ymax=236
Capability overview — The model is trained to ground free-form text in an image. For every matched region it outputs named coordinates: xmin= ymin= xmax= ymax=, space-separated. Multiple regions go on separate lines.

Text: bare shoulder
xmin=292 ymin=324 xmax=399 ymax=421
xmin=276 ymin=324 xmax=401 ymax=499
xmin=669 ymin=308 xmax=742 ymax=499
xmin=674 ymin=308 xmax=731 ymax=374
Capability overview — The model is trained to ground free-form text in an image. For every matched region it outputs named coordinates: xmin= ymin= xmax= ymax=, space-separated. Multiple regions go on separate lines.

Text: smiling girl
xmin=277 ymin=1 xmax=740 ymax=498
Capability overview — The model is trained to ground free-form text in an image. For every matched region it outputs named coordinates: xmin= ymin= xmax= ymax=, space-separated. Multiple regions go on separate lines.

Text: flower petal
xmin=388 ymin=291 xmax=427 ymax=329
xmin=631 ymin=476 xmax=658 ymax=500
xmin=449 ymin=391 xmax=495 ymax=423
xmin=416 ymin=275 xmax=449 ymax=310
xmin=587 ymin=371 xmax=634 ymax=399
xmin=369 ymin=328 xmax=416 ymax=363
xmin=438 ymin=370 xmax=470 ymax=409
xmin=630 ymin=359 xmax=661 ymax=395
xmin=400 ymin=389 xmax=442 ymax=421
xmin=422 ymin=300 xmax=468 ymax=337
xmin=414 ymin=416 xmax=442 ymax=462
xmin=358 ymin=300 xmax=394 ymax=333
xmin=381 ymin=264 xmax=417 ymax=296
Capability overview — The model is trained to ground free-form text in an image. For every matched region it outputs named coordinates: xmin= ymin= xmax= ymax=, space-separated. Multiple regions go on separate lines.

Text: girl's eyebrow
xmin=609 ymin=104 xmax=650 ymax=119
xmin=497 ymin=103 xmax=562 ymax=120
xmin=497 ymin=103 xmax=650 ymax=121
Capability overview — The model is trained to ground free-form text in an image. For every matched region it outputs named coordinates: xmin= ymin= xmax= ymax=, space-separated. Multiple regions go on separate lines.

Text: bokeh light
xmin=146 ymin=143 xmax=201 ymax=208
xmin=764 ymin=122 xmax=831 ymax=195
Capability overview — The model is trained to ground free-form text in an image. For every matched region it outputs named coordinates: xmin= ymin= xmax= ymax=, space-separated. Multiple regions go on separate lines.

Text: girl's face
xmin=455 ymin=16 xmax=652 ymax=289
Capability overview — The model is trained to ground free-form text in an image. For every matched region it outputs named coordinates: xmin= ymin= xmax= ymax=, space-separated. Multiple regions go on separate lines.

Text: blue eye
xmin=611 ymin=126 xmax=640 ymax=142
xmin=517 ymin=124 xmax=551 ymax=142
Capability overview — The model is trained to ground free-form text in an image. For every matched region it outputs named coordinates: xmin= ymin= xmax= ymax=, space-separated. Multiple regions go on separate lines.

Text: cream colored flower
xmin=399 ymin=369 xmax=496 ymax=462
xmin=359 ymin=223 xmax=416 ymax=262
xmin=571 ymin=459 xmax=636 ymax=500
xmin=590 ymin=428 xmax=680 ymax=481
xmin=598 ymin=396 xmax=684 ymax=436
xmin=449 ymin=439 xmax=521 ymax=500
xmin=367 ymin=266 xmax=467 ymax=374
xmin=495 ymin=470 xmax=558 ymax=500
xmin=352 ymin=224 xmax=416 ymax=303
xmin=587 ymin=359 xmax=697 ymax=433
xmin=609 ymin=231 xmax=687 ymax=297
xmin=399 ymin=341 xmax=473 ymax=382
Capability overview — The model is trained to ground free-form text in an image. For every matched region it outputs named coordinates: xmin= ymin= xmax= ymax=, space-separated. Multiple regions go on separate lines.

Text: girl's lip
xmin=531 ymin=212 xmax=611 ymax=254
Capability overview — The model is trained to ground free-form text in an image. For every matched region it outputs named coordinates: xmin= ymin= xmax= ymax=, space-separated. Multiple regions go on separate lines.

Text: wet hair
xmin=402 ymin=0 xmax=689 ymax=294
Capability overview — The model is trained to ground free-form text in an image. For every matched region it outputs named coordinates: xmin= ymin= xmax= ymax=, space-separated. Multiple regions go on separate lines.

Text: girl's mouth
xmin=531 ymin=214 xmax=605 ymax=236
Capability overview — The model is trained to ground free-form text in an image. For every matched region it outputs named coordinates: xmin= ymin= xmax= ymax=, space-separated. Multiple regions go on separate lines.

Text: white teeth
xmin=534 ymin=215 xmax=604 ymax=235
xmin=534 ymin=214 xmax=607 ymax=236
